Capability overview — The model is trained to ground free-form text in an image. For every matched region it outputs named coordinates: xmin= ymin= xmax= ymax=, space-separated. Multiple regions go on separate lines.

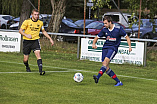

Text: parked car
xmin=74 ymin=19 xmax=95 ymax=28
xmin=86 ymin=21 xmax=126 ymax=36
xmin=7 ymin=17 xmax=20 ymax=28
xmin=9 ymin=22 xmax=19 ymax=30
xmin=10 ymin=19 xmax=88 ymax=42
xmin=125 ymin=19 xmax=157 ymax=46
xmin=9 ymin=15 xmax=51 ymax=30
xmin=57 ymin=19 xmax=88 ymax=42
xmin=0 ymin=15 xmax=14 ymax=29
xmin=43 ymin=18 xmax=87 ymax=42
xmin=102 ymin=12 xmax=138 ymax=27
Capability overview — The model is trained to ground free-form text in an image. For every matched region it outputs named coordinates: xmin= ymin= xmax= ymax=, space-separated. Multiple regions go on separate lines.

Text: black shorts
xmin=23 ymin=39 xmax=41 ymax=55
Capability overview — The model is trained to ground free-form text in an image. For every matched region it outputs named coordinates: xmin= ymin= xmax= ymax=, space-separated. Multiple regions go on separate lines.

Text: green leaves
xmin=1 ymin=0 xmax=23 ymax=17
xmin=123 ymin=0 xmax=157 ymax=19
xmin=91 ymin=0 xmax=111 ymax=10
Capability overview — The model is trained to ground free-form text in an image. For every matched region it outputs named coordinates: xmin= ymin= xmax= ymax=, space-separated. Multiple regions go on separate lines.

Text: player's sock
xmin=106 ymin=68 xmax=120 ymax=82
xmin=97 ymin=66 xmax=107 ymax=79
xmin=37 ymin=59 xmax=42 ymax=72
xmin=24 ymin=60 xmax=29 ymax=68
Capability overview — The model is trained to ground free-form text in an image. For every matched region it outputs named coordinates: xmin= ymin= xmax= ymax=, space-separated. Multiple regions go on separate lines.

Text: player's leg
xmin=105 ymin=49 xmax=123 ymax=86
xmin=98 ymin=57 xmax=110 ymax=78
xmin=34 ymin=50 xmax=45 ymax=75
xmin=33 ymin=39 xmax=45 ymax=75
xmin=93 ymin=49 xmax=110 ymax=83
xmin=23 ymin=55 xmax=31 ymax=72
xmin=23 ymin=40 xmax=31 ymax=72
xmin=106 ymin=68 xmax=123 ymax=86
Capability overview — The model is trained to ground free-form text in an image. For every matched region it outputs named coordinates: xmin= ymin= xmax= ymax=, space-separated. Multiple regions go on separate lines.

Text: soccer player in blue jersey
xmin=92 ymin=16 xmax=132 ymax=86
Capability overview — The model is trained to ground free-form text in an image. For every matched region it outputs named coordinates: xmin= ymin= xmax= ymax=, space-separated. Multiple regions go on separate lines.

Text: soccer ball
xmin=73 ymin=73 xmax=84 ymax=82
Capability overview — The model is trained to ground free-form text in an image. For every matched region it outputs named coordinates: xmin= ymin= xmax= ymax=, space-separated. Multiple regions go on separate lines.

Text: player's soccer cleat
xmin=93 ymin=75 xmax=99 ymax=84
xmin=26 ymin=67 xmax=31 ymax=72
xmin=40 ymin=71 xmax=45 ymax=75
xmin=114 ymin=81 xmax=123 ymax=86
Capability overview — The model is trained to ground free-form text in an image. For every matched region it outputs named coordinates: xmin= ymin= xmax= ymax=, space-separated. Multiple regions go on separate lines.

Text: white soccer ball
xmin=73 ymin=73 xmax=84 ymax=82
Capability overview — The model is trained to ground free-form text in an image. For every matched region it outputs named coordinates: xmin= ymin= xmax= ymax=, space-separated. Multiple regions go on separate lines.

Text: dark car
xmin=9 ymin=18 xmax=88 ymax=42
xmin=44 ymin=19 xmax=88 ymax=42
xmin=57 ymin=19 xmax=88 ymax=42
xmin=86 ymin=21 xmax=126 ymax=36
xmin=74 ymin=19 xmax=95 ymax=28
xmin=125 ymin=19 xmax=157 ymax=46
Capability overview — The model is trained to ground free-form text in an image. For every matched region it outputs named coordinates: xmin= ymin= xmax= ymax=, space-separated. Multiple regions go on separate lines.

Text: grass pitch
xmin=0 ymin=41 xmax=157 ymax=104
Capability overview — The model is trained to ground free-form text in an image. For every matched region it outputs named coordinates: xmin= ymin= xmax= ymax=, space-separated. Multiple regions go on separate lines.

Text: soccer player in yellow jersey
xmin=19 ymin=9 xmax=54 ymax=75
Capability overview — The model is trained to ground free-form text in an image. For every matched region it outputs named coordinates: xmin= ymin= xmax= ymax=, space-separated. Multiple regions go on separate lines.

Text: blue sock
xmin=106 ymin=68 xmax=120 ymax=82
xmin=97 ymin=66 xmax=107 ymax=79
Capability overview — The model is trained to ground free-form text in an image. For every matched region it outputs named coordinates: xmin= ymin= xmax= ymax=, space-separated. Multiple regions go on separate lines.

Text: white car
xmin=102 ymin=12 xmax=138 ymax=27
xmin=0 ymin=15 xmax=14 ymax=29
xmin=9 ymin=22 xmax=19 ymax=30
xmin=10 ymin=14 xmax=52 ymax=30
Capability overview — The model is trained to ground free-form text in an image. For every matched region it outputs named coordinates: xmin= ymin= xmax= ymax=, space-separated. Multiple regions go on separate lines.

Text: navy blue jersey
xmin=97 ymin=24 xmax=127 ymax=52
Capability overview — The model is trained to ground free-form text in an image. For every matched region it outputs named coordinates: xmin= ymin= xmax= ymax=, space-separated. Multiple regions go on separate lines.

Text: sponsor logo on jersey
xmin=109 ymin=38 xmax=116 ymax=41
xmin=106 ymin=36 xmax=116 ymax=41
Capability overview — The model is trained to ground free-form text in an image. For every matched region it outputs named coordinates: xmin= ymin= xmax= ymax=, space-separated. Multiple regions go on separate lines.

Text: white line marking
xmin=0 ymin=71 xmax=70 ymax=74
xmin=118 ymin=75 xmax=157 ymax=81
xmin=0 ymin=61 xmax=157 ymax=82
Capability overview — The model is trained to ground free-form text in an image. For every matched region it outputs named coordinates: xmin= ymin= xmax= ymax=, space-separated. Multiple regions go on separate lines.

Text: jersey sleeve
xmin=20 ymin=20 xmax=28 ymax=30
xmin=97 ymin=29 xmax=106 ymax=38
xmin=120 ymin=27 xmax=127 ymax=37
xmin=41 ymin=22 xmax=45 ymax=31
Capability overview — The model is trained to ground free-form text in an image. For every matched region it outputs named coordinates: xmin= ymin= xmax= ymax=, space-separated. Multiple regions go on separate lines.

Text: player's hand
xmin=50 ymin=39 xmax=54 ymax=46
xmin=129 ymin=47 xmax=132 ymax=52
xmin=25 ymin=34 xmax=32 ymax=39
xmin=92 ymin=44 xmax=97 ymax=49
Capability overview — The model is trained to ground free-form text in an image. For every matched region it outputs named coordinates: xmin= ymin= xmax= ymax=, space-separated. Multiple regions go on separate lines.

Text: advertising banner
xmin=0 ymin=31 xmax=21 ymax=52
xmin=80 ymin=38 xmax=144 ymax=65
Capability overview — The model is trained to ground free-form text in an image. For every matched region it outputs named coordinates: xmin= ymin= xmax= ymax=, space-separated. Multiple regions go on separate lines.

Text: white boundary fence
xmin=1 ymin=29 xmax=157 ymax=67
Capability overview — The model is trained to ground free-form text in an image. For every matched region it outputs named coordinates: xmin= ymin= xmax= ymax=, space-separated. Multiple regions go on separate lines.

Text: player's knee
xmin=102 ymin=60 xmax=108 ymax=66
xmin=23 ymin=57 xmax=28 ymax=62
xmin=23 ymin=59 xmax=28 ymax=63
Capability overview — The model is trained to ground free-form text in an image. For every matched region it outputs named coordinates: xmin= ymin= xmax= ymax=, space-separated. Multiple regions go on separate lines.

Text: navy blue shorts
xmin=23 ymin=39 xmax=41 ymax=55
xmin=102 ymin=48 xmax=117 ymax=62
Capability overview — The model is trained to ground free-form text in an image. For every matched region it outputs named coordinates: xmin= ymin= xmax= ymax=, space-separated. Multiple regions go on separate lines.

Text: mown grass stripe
xmin=0 ymin=61 xmax=157 ymax=82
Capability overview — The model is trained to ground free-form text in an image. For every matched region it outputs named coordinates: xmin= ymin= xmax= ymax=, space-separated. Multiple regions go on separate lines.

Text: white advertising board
xmin=80 ymin=38 xmax=144 ymax=65
xmin=0 ymin=31 xmax=21 ymax=52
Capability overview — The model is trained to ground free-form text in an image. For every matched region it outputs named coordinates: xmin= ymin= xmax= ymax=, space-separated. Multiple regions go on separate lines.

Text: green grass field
xmin=0 ymin=41 xmax=157 ymax=104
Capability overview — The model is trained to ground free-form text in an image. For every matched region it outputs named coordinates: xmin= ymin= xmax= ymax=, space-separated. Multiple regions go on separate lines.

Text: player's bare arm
xmin=19 ymin=28 xmax=32 ymax=39
xmin=42 ymin=30 xmax=54 ymax=46
xmin=92 ymin=36 xmax=99 ymax=49
xmin=125 ymin=35 xmax=132 ymax=52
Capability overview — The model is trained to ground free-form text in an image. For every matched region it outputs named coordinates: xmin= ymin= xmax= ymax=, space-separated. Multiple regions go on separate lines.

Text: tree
xmin=1 ymin=0 xmax=22 ymax=17
xmin=64 ymin=0 xmax=84 ymax=19
xmin=123 ymin=0 xmax=157 ymax=19
xmin=19 ymin=0 xmax=31 ymax=29
xmin=19 ymin=0 xmax=31 ymax=52
xmin=46 ymin=0 xmax=67 ymax=33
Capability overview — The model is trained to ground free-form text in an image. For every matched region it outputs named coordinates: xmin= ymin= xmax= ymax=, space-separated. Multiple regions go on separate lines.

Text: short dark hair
xmin=31 ymin=9 xmax=39 ymax=14
xmin=103 ymin=16 xmax=113 ymax=23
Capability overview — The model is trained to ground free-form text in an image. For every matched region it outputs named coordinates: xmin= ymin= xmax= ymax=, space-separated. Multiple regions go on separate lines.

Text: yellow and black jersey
xmin=20 ymin=18 xmax=44 ymax=40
